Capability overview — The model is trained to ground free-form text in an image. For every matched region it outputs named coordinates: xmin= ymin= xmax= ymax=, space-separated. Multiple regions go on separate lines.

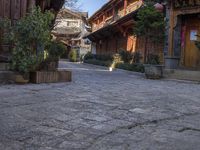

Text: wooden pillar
xmin=40 ymin=0 xmax=46 ymax=11
xmin=21 ymin=0 xmax=28 ymax=17
xmin=0 ymin=0 xmax=4 ymax=17
xmin=112 ymin=7 xmax=115 ymax=16
xmin=27 ymin=0 xmax=36 ymax=11
xmin=124 ymin=0 xmax=128 ymax=15
xmin=11 ymin=0 xmax=21 ymax=20
xmin=97 ymin=17 xmax=100 ymax=29
xmin=168 ymin=1 xmax=174 ymax=56
xmin=103 ymin=13 xmax=106 ymax=22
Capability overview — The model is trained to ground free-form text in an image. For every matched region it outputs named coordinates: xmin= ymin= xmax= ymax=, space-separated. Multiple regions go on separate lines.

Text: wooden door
xmin=184 ymin=17 xmax=200 ymax=69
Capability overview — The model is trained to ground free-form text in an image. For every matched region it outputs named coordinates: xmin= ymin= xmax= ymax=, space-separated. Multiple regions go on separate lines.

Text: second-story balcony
xmin=126 ymin=0 xmax=143 ymax=14
xmin=91 ymin=0 xmax=143 ymax=32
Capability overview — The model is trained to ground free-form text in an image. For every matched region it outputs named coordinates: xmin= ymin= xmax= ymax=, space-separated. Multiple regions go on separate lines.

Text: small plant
xmin=115 ymin=63 xmax=145 ymax=73
xmin=68 ymin=49 xmax=77 ymax=62
xmin=147 ymin=54 xmax=160 ymax=65
xmin=119 ymin=50 xmax=133 ymax=63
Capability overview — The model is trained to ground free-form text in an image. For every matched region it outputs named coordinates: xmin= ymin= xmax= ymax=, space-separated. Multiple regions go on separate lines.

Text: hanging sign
xmin=190 ymin=30 xmax=198 ymax=41
xmin=174 ymin=0 xmax=200 ymax=8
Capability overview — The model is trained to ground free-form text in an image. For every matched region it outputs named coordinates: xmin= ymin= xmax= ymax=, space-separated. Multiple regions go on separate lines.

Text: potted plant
xmin=144 ymin=54 xmax=164 ymax=79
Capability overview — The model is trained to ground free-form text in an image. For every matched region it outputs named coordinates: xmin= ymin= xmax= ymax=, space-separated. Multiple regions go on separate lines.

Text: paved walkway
xmin=0 ymin=61 xmax=200 ymax=150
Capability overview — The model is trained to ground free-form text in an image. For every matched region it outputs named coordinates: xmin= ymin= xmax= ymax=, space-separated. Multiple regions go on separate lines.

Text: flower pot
xmin=164 ymin=56 xmax=180 ymax=69
xmin=15 ymin=74 xmax=29 ymax=84
xmin=144 ymin=64 xmax=164 ymax=79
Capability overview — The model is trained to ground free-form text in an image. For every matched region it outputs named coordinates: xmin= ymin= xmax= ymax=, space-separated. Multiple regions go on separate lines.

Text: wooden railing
xmin=91 ymin=0 xmax=143 ymax=32
xmin=126 ymin=1 xmax=143 ymax=14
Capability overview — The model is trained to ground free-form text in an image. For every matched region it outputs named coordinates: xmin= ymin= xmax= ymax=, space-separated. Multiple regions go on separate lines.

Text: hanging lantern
xmin=154 ymin=3 xmax=164 ymax=12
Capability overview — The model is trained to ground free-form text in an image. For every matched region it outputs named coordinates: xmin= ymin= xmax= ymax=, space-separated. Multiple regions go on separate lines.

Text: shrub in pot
xmin=2 ymin=7 xmax=54 ymax=83
xmin=144 ymin=54 xmax=164 ymax=79
xmin=11 ymin=46 xmax=44 ymax=83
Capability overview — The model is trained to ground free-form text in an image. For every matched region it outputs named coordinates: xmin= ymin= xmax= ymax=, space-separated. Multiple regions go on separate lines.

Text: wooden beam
xmin=124 ymin=0 xmax=128 ymax=15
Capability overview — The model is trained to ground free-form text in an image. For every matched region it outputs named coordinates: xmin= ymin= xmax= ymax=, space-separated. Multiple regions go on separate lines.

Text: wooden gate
xmin=184 ymin=15 xmax=200 ymax=69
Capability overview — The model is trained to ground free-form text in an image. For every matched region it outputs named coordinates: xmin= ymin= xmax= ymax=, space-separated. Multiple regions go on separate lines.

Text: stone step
xmin=0 ymin=63 xmax=10 ymax=71
xmin=164 ymin=69 xmax=200 ymax=81
xmin=0 ymin=71 xmax=16 ymax=81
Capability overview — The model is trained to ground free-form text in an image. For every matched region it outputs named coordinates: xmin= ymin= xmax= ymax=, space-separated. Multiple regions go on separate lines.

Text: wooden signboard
xmin=174 ymin=0 xmax=200 ymax=8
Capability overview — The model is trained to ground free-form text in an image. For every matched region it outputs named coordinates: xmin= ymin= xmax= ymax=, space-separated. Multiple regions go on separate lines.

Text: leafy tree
xmin=7 ymin=7 xmax=54 ymax=74
xmin=133 ymin=4 xmax=165 ymax=63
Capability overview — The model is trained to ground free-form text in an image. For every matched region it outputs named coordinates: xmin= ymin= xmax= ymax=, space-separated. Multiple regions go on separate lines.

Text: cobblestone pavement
xmin=0 ymin=61 xmax=200 ymax=150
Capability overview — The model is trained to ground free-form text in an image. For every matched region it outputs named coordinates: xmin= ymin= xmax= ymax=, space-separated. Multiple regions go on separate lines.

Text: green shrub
xmin=95 ymin=54 xmax=113 ymax=61
xmin=11 ymin=47 xmax=44 ymax=74
xmin=84 ymin=52 xmax=94 ymax=60
xmin=84 ymin=59 xmax=112 ymax=67
xmin=116 ymin=63 xmax=144 ymax=73
xmin=147 ymin=54 xmax=160 ymax=65
xmin=119 ymin=50 xmax=133 ymax=63
xmin=46 ymin=41 xmax=66 ymax=61
xmin=8 ymin=7 xmax=54 ymax=74
xmin=68 ymin=49 xmax=77 ymax=62
xmin=84 ymin=52 xmax=114 ymax=62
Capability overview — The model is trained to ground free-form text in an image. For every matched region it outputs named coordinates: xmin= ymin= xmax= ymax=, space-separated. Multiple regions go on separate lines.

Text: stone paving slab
xmin=0 ymin=61 xmax=200 ymax=150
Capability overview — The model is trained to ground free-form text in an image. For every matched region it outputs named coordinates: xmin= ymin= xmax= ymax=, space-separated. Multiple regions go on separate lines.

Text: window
xmin=67 ymin=21 xmax=79 ymax=27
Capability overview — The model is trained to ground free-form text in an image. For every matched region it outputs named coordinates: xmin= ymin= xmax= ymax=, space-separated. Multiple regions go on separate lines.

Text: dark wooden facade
xmin=165 ymin=0 xmax=200 ymax=69
xmin=87 ymin=0 xmax=164 ymax=63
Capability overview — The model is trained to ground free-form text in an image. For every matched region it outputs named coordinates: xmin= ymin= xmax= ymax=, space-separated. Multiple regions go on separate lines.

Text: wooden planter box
xmin=30 ymin=70 xmax=72 ymax=84
xmin=58 ymin=70 xmax=72 ymax=82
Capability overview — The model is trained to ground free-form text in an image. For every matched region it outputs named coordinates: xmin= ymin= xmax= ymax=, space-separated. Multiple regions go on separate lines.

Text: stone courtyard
xmin=0 ymin=61 xmax=200 ymax=150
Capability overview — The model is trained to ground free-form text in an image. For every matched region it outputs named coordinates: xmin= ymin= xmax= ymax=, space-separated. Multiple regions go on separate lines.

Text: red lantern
xmin=154 ymin=3 xmax=164 ymax=12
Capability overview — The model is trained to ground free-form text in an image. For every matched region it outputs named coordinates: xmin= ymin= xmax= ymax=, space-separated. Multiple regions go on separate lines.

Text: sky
xmin=78 ymin=0 xmax=108 ymax=16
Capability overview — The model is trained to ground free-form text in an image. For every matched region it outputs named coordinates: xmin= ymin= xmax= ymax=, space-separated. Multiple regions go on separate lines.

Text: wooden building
xmin=52 ymin=9 xmax=91 ymax=58
xmin=86 ymin=0 xmax=164 ymax=63
xmin=165 ymin=0 xmax=200 ymax=70
xmin=0 ymin=0 xmax=64 ymax=62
